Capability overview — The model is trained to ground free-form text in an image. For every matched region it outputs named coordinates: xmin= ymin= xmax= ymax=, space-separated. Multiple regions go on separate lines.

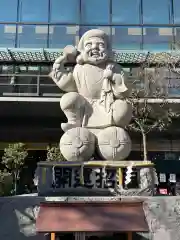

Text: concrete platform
xmin=0 ymin=195 xmax=180 ymax=240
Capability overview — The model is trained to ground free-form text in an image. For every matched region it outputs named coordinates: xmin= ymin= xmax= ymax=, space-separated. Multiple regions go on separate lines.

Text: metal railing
xmin=0 ymin=74 xmax=64 ymax=97
xmin=0 ymin=73 xmax=179 ymax=98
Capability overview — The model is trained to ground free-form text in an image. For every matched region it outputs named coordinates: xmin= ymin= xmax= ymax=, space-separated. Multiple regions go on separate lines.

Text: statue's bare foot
xmin=61 ymin=123 xmax=80 ymax=132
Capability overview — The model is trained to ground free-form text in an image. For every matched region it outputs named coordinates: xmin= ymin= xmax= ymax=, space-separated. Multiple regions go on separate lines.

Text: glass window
xmin=0 ymin=75 xmax=12 ymax=84
xmin=40 ymin=77 xmax=62 ymax=96
xmin=0 ymin=76 xmax=15 ymax=96
xmin=167 ymin=63 xmax=180 ymax=96
xmin=40 ymin=66 xmax=51 ymax=75
xmin=175 ymin=28 xmax=180 ymax=52
xmin=174 ymin=0 xmax=180 ymax=23
xmin=50 ymin=0 xmax=80 ymax=23
xmin=49 ymin=25 xmax=79 ymax=48
xmin=16 ymin=76 xmax=37 ymax=85
xmin=0 ymin=0 xmax=18 ymax=22
xmin=17 ymin=25 xmax=48 ymax=48
xmin=143 ymin=0 xmax=170 ymax=24
xmin=19 ymin=0 xmax=48 ymax=22
xmin=112 ymin=0 xmax=140 ymax=24
xmin=0 ymin=24 xmax=16 ymax=47
xmin=1 ymin=76 xmax=38 ymax=96
xmin=143 ymin=27 xmax=173 ymax=50
xmin=127 ymin=151 xmax=142 ymax=160
xmin=1 ymin=65 xmax=14 ymax=74
xmin=14 ymin=77 xmax=38 ymax=95
xmin=27 ymin=66 xmax=40 ymax=74
xmin=81 ymin=0 xmax=110 ymax=24
xmin=112 ymin=27 xmax=142 ymax=50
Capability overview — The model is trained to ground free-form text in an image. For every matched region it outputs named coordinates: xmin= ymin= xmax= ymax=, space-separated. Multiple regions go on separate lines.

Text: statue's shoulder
xmin=73 ymin=64 xmax=84 ymax=79
xmin=74 ymin=63 xmax=83 ymax=71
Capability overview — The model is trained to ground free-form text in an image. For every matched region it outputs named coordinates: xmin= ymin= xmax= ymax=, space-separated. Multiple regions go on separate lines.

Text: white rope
xmin=52 ymin=166 xmax=56 ymax=188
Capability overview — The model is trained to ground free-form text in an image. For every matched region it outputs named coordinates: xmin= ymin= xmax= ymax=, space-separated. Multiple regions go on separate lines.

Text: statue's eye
xmin=86 ymin=43 xmax=92 ymax=48
xmin=99 ymin=43 xmax=104 ymax=48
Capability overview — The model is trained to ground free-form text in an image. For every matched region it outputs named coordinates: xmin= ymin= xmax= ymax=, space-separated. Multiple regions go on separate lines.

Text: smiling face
xmin=83 ymin=37 xmax=108 ymax=64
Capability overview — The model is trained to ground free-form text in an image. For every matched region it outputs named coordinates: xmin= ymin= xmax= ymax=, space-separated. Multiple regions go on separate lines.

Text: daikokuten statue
xmin=51 ymin=29 xmax=132 ymax=161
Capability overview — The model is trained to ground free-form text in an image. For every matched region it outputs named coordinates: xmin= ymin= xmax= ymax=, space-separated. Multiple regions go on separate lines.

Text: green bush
xmin=46 ymin=145 xmax=66 ymax=162
xmin=0 ymin=170 xmax=13 ymax=196
xmin=2 ymin=143 xmax=28 ymax=195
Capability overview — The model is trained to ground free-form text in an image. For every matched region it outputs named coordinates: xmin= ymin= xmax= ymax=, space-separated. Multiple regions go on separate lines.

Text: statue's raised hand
xmin=53 ymin=45 xmax=78 ymax=72
xmin=63 ymin=45 xmax=78 ymax=63
xmin=50 ymin=45 xmax=78 ymax=92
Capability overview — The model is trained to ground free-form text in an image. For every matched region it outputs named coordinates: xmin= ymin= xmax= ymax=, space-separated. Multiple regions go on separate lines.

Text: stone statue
xmin=51 ymin=29 xmax=132 ymax=161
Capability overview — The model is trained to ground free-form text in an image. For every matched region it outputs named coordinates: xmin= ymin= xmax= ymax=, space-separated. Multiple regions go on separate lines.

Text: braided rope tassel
xmin=102 ymin=165 xmax=106 ymax=188
xmin=52 ymin=166 xmax=56 ymax=188
xmin=80 ymin=162 xmax=84 ymax=185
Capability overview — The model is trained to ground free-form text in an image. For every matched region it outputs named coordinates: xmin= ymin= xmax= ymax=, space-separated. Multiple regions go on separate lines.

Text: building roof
xmin=0 ymin=48 xmax=179 ymax=64
xmin=36 ymin=201 xmax=149 ymax=233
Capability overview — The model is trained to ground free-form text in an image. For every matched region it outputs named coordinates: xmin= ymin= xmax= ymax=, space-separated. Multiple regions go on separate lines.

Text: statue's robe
xmin=73 ymin=63 xmax=127 ymax=128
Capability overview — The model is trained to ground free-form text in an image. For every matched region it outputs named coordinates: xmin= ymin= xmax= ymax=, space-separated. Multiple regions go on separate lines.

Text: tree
xmin=127 ymin=65 xmax=179 ymax=161
xmin=2 ymin=143 xmax=28 ymax=195
xmin=46 ymin=145 xmax=66 ymax=162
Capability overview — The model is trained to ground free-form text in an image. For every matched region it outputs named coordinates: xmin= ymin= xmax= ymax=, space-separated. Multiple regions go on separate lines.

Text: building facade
xmin=0 ymin=0 xmax=180 ymax=193
xmin=1 ymin=0 xmax=180 ymax=50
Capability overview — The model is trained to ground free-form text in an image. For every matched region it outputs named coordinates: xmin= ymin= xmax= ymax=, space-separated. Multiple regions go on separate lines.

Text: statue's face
xmin=83 ymin=37 xmax=108 ymax=64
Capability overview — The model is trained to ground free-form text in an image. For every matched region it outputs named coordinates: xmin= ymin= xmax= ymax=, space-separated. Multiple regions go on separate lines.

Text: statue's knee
xmin=60 ymin=92 xmax=81 ymax=110
xmin=113 ymin=100 xmax=132 ymax=127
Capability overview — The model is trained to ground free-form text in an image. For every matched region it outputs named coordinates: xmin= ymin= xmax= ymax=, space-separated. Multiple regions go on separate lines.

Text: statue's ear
xmin=48 ymin=71 xmax=53 ymax=78
xmin=108 ymin=50 xmax=114 ymax=61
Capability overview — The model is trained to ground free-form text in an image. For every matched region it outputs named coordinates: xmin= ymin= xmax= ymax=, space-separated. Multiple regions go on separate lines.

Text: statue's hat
xmin=77 ymin=29 xmax=110 ymax=52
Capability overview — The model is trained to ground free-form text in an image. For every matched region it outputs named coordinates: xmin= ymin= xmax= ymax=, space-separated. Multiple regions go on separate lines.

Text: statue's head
xmin=76 ymin=29 xmax=111 ymax=65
